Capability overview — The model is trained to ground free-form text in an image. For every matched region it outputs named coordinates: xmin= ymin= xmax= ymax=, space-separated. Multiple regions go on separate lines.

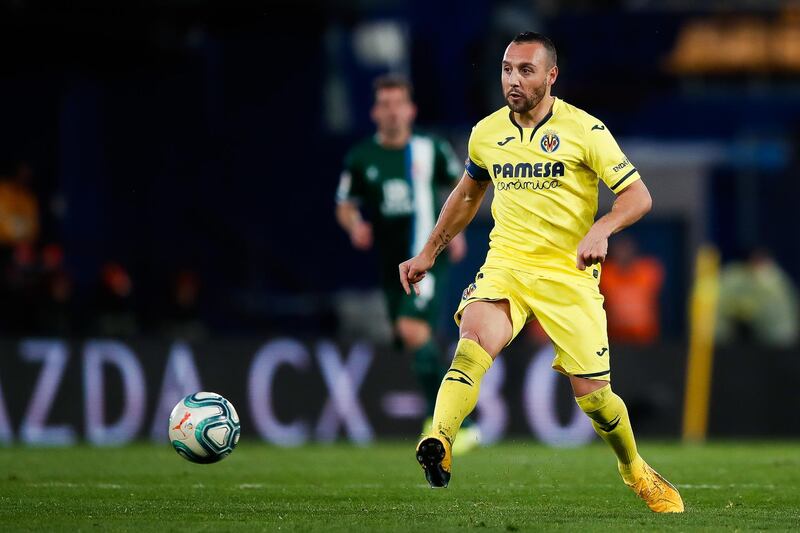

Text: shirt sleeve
xmin=465 ymin=126 xmax=491 ymax=182
xmin=335 ymin=150 xmax=366 ymax=203
xmin=434 ymin=137 xmax=463 ymax=186
xmin=583 ymin=122 xmax=640 ymax=193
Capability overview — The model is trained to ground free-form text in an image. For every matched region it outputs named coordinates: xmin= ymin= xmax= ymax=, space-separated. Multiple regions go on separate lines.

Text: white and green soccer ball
xmin=168 ymin=392 xmax=240 ymax=464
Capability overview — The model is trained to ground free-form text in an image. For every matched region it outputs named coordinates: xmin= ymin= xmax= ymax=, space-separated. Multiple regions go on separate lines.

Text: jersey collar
xmin=508 ymin=97 xmax=557 ymax=144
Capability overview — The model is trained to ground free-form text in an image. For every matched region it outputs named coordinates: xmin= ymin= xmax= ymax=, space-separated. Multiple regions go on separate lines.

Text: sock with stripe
xmin=575 ymin=383 xmax=644 ymax=483
xmin=430 ymin=338 xmax=493 ymax=446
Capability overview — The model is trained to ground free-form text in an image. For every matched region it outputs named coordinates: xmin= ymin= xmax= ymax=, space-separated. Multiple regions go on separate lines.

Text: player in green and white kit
xmin=336 ymin=75 xmax=480 ymax=453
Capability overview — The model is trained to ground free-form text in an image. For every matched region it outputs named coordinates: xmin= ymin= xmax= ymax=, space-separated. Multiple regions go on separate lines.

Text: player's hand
xmin=447 ymin=233 xmax=467 ymax=263
xmin=399 ymin=254 xmax=434 ymax=295
xmin=349 ymin=221 xmax=373 ymax=250
xmin=576 ymin=224 xmax=610 ymax=271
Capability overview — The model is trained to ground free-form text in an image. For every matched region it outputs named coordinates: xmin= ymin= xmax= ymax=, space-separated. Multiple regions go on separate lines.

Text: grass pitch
xmin=1 ymin=441 xmax=798 ymax=531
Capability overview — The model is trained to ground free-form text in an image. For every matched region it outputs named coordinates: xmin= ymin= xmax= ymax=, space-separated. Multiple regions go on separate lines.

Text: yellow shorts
xmin=455 ymin=266 xmax=611 ymax=381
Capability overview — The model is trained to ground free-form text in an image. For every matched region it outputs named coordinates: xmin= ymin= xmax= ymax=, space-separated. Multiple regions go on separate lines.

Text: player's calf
xmin=575 ymin=383 xmax=639 ymax=470
xmin=415 ymin=338 xmax=493 ymax=487
xmin=575 ymin=383 xmax=684 ymax=512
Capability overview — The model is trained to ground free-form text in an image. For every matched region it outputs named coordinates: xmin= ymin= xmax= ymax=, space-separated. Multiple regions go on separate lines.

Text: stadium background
xmin=0 ymin=0 xmax=798 ymax=449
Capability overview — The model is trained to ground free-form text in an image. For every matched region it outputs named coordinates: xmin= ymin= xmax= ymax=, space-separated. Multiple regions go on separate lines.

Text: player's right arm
xmin=399 ymin=172 xmax=489 ymax=295
xmin=336 ymin=201 xmax=372 ymax=250
xmin=335 ymin=150 xmax=373 ymax=250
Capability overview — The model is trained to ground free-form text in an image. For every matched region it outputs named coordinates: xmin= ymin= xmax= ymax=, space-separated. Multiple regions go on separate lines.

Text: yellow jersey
xmin=466 ymin=97 xmax=641 ymax=281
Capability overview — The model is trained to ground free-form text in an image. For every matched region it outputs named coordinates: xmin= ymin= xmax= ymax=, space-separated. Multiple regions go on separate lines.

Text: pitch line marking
xmin=679 ymin=483 xmax=776 ymax=490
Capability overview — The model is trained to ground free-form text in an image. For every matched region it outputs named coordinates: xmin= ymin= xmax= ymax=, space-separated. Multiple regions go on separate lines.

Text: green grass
xmin=1 ymin=441 xmax=799 ymax=531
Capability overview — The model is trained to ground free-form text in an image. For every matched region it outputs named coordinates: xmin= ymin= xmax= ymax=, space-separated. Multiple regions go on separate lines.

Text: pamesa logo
xmin=492 ymin=160 xmax=564 ymax=192
xmin=491 ymin=161 xmax=565 ymax=179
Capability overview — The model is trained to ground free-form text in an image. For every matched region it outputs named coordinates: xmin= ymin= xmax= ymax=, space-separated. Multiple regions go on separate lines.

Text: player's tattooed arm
xmin=424 ymin=173 xmax=488 ymax=259
xmin=400 ymin=173 xmax=489 ymax=295
xmin=431 ymin=179 xmax=485 ymax=261
xmin=432 ymin=178 xmax=485 ymax=256
xmin=475 ymin=179 xmax=490 ymax=191
xmin=430 ymin=230 xmax=452 ymax=259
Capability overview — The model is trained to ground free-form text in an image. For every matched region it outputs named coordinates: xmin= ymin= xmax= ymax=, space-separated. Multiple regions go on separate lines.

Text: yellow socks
xmin=576 ymin=384 xmax=644 ymax=483
xmin=430 ymin=338 xmax=493 ymax=446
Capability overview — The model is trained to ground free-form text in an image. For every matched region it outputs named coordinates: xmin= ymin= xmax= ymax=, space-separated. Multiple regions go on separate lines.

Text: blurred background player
xmin=716 ymin=247 xmax=799 ymax=347
xmin=335 ymin=74 xmax=480 ymax=453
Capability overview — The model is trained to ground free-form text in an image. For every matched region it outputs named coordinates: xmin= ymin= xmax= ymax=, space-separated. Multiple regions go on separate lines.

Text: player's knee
xmin=459 ymin=329 xmax=485 ymax=349
xmin=574 ymin=383 xmax=620 ymax=422
xmin=459 ymin=301 xmax=512 ymax=357
xmin=459 ymin=329 xmax=502 ymax=359
xmin=570 ymin=375 xmax=609 ymax=398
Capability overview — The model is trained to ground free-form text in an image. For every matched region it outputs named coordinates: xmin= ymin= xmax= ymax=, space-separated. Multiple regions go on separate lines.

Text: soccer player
xmin=400 ymin=32 xmax=684 ymax=513
xmin=336 ymin=74 xmax=480 ymax=453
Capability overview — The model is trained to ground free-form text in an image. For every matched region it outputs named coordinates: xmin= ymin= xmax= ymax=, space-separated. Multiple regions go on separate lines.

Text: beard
xmin=505 ymin=83 xmax=546 ymax=114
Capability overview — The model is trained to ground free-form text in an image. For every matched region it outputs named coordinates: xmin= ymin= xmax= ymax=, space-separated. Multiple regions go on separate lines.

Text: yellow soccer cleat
xmin=624 ymin=461 xmax=685 ymax=513
xmin=451 ymin=424 xmax=482 ymax=456
xmin=415 ymin=435 xmax=452 ymax=488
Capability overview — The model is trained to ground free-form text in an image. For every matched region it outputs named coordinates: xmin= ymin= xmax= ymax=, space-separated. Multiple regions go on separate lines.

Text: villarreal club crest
xmin=540 ymin=129 xmax=560 ymax=153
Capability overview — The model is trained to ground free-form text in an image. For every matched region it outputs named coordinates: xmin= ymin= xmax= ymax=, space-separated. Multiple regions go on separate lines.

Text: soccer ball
xmin=168 ymin=392 xmax=240 ymax=464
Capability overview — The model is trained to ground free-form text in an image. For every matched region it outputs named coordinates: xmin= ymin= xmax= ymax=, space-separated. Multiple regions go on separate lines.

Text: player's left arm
xmin=577 ymin=179 xmax=652 ymax=270
xmin=578 ymin=120 xmax=651 ymax=270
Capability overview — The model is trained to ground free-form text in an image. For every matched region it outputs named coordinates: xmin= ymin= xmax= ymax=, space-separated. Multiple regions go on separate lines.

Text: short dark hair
xmin=511 ymin=31 xmax=557 ymax=67
xmin=373 ymin=73 xmax=414 ymax=100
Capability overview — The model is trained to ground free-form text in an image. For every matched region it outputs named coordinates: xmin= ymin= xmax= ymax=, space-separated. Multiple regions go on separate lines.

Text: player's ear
xmin=548 ymin=65 xmax=559 ymax=87
xmin=409 ymin=102 xmax=417 ymax=121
